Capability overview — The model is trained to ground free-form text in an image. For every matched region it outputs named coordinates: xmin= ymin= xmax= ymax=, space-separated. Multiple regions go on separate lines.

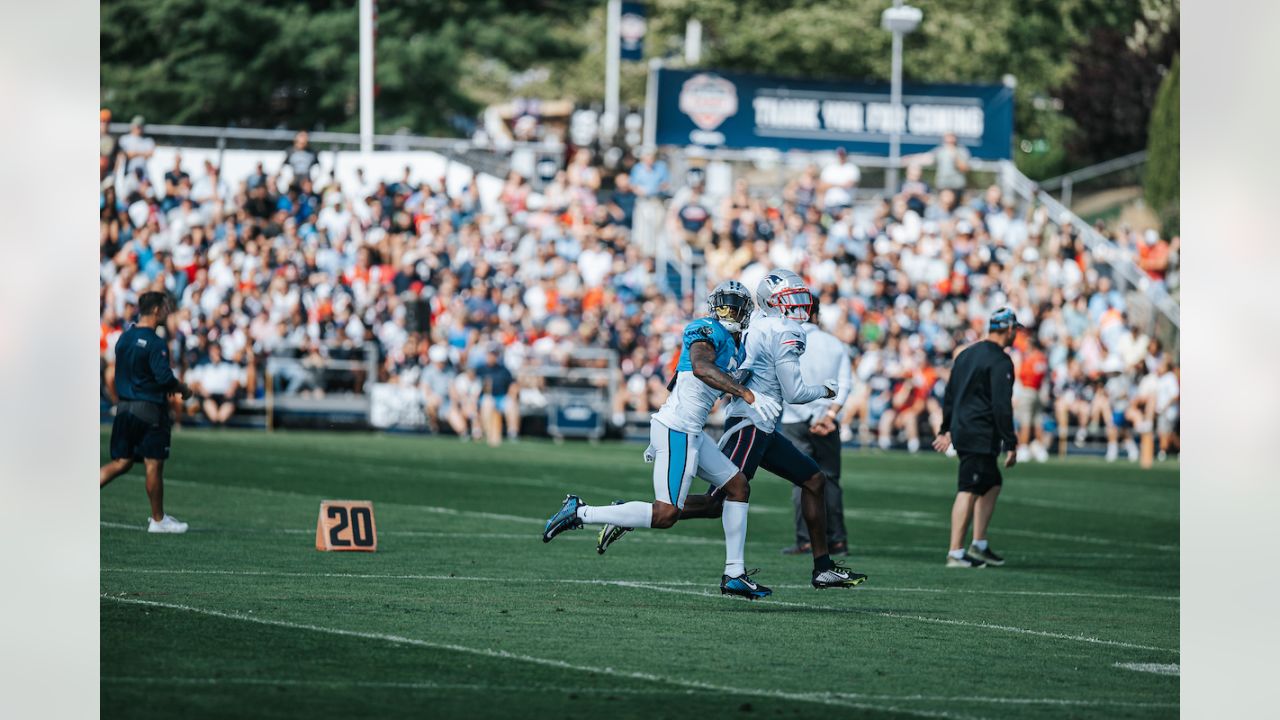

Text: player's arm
xmin=822 ymin=350 xmax=853 ymax=422
xmin=689 ymin=341 xmax=755 ymax=404
xmin=149 ymin=342 xmax=191 ymax=399
xmin=991 ymin=355 xmax=1018 ymax=452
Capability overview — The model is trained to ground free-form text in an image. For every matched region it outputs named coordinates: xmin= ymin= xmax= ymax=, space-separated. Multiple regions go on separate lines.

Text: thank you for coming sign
xmin=655 ymin=67 xmax=1014 ymax=159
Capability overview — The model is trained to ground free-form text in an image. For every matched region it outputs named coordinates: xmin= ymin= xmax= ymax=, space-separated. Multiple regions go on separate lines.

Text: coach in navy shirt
xmin=100 ymin=291 xmax=193 ymax=533
xmin=933 ymin=307 xmax=1021 ymax=568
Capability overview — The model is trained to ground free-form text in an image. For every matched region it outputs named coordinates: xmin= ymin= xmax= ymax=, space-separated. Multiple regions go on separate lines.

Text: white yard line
xmin=101 ymin=568 xmax=1177 ymax=651
xmin=99 ymin=594 xmax=979 ymax=720
xmin=1115 ymin=662 xmax=1180 ymax=676
xmin=100 ymin=564 xmax=1177 ymax=602
xmin=612 ymin=582 xmax=1179 ymax=654
xmin=100 ymin=675 xmax=1177 ymax=709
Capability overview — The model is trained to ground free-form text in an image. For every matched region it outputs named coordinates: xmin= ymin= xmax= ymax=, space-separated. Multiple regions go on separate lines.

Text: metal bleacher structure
xmin=115 ymin=124 xmax=1177 ymax=449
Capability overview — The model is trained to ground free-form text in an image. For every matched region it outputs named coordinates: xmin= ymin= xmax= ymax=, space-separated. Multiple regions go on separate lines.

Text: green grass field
xmin=100 ymin=428 xmax=1179 ymax=719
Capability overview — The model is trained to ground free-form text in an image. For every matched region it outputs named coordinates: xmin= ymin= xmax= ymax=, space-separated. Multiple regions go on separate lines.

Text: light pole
xmin=881 ymin=2 xmax=922 ymax=191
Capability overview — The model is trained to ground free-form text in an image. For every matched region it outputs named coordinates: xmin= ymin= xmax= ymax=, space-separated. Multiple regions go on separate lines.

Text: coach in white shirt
xmin=779 ymin=298 xmax=854 ymax=556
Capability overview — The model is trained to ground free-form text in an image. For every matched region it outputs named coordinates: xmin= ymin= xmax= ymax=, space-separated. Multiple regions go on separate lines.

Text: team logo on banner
xmin=678 ymin=73 xmax=738 ymax=134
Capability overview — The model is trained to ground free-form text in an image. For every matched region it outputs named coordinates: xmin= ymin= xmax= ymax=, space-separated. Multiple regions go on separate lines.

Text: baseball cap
xmin=988 ymin=306 xmax=1023 ymax=332
xmin=130 ymin=115 xmax=145 ymax=126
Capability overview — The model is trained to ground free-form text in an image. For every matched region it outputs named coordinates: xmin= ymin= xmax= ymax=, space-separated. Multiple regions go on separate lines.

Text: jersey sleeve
xmin=776 ymin=324 xmax=806 ymax=361
xmin=682 ymin=319 xmax=717 ymax=351
xmin=148 ymin=340 xmax=179 ymax=392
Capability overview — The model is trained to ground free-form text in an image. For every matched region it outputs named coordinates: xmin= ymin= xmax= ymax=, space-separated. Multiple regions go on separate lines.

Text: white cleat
xmin=147 ymin=514 xmax=189 ymax=534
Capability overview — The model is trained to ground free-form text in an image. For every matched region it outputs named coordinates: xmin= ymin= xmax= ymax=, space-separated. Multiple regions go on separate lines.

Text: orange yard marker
xmin=315 ymin=500 xmax=378 ymax=552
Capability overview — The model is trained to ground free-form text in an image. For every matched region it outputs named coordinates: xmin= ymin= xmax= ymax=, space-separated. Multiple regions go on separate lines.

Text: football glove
xmin=643 ymin=444 xmax=656 ymax=463
xmin=749 ymin=393 xmax=782 ymax=424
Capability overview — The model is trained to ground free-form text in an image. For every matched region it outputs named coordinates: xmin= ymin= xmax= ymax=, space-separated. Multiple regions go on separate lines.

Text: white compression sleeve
xmin=723 ymin=500 xmax=749 ymax=577
xmin=577 ymin=502 xmax=653 ymax=528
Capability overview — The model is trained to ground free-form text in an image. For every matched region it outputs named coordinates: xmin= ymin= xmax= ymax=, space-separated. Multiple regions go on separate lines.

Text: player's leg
xmin=761 ymin=433 xmax=866 ymax=588
xmin=813 ymin=426 xmax=847 ymax=553
xmin=947 ymin=454 xmax=987 ymax=567
xmin=100 ymin=458 xmax=133 ymax=488
xmin=778 ymin=422 xmax=815 ymax=554
xmin=543 ymin=421 xmax=681 ymax=543
xmin=877 ymin=408 xmax=896 ymax=449
xmin=141 ymin=418 xmax=187 ymax=533
xmin=967 ymin=455 xmax=1005 ymax=565
xmin=947 ymin=491 xmax=980 ymax=566
xmin=693 ymin=433 xmax=771 ymax=599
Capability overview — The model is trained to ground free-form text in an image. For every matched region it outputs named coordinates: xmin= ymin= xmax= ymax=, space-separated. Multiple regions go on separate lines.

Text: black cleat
xmin=968 ymin=543 xmax=1004 ymax=566
xmin=812 ymin=563 xmax=868 ymax=589
xmin=720 ymin=570 xmax=772 ymax=600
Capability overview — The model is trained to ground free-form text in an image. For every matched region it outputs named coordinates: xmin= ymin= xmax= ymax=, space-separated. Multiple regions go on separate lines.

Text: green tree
xmin=1144 ymin=53 xmax=1179 ymax=235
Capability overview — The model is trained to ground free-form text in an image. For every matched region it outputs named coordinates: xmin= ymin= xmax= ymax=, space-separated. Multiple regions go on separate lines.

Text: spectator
xmin=284 ymin=131 xmax=319 ymax=185
xmin=629 ymin=148 xmax=670 ymax=198
xmin=187 ymin=344 xmax=244 ymax=426
xmin=819 ymin=147 xmax=861 ymax=213
xmin=911 ymin=131 xmax=971 ymax=192
xmin=1137 ymin=229 xmax=1170 ymax=283
xmin=117 ymin=116 xmax=156 ymax=180
xmin=476 ymin=346 xmax=519 ymax=446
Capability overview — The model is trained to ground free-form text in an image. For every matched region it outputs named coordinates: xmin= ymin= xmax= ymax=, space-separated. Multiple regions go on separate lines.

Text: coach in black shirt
xmin=99 ymin=292 xmax=193 ymax=533
xmin=933 ymin=307 xmax=1021 ymax=568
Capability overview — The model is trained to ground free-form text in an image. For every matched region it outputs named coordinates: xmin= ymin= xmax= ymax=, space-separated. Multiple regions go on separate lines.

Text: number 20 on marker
xmin=315 ymin=500 xmax=378 ymax=552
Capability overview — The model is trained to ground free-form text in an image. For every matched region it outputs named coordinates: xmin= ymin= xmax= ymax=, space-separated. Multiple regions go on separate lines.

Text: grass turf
xmin=100 ymin=428 xmax=1179 ymax=719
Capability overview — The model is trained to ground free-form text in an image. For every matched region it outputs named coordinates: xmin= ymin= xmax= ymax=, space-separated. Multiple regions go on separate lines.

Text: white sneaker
xmin=878 ymin=437 xmax=891 ymax=451
xmin=1016 ymin=446 xmax=1030 ymax=463
xmin=1105 ymin=442 xmax=1119 ymax=462
xmin=147 ymin=514 xmax=189 ymax=534
xmin=1125 ymin=440 xmax=1139 ymax=462
xmin=1031 ymin=442 xmax=1049 ymax=463
xmin=1157 ymin=450 xmax=1168 ymax=462
xmin=839 ymin=426 xmax=853 ymax=443
xmin=1074 ymin=427 xmax=1087 ymax=447
xmin=907 ymin=438 xmax=920 ymax=453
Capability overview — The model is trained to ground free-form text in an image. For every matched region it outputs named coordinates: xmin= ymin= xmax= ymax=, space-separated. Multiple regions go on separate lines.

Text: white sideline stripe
xmin=107 ymin=475 xmax=1178 ymax=553
xmin=100 ymin=676 xmax=1177 ymax=709
xmin=101 ymin=568 xmax=1176 ymax=651
xmin=1115 ymin=662 xmax=1180 ymax=676
xmin=99 ymin=594 xmax=977 ymax=720
xmin=100 ymin=566 xmax=1178 ymax=602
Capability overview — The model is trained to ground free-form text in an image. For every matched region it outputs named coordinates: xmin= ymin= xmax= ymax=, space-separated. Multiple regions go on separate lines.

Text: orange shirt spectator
xmin=1137 ymin=230 xmax=1169 ymax=281
xmin=1018 ymin=348 xmax=1049 ymax=391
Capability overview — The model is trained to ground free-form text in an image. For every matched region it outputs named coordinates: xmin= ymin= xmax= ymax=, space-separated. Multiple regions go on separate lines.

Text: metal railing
xmin=1003 ymin=165 xmax=1179 ymax=330
xmin=1037 ymin=150 xmax=1148 ymax=209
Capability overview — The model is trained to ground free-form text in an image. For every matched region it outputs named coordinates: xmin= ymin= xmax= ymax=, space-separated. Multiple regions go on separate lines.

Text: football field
xmin=100 ymin=428 xmax=1179 ymax=719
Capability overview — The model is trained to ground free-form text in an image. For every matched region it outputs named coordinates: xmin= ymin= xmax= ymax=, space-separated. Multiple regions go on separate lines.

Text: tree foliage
xmin=1144 ymin=53 xmax=1179 ymax=236
xmin=102 ymin=0 xmax=1176 ymax=175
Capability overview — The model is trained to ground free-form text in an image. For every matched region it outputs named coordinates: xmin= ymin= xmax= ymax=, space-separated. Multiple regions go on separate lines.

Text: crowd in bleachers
xmin=100 ymin=113 xmax=1178 ymax=459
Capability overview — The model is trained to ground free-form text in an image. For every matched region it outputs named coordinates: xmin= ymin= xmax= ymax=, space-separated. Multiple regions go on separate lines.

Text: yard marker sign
xmin=315 ymin=500 xmax=378 ymax=552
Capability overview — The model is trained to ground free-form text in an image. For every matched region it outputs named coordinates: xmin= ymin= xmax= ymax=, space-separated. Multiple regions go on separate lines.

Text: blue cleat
xmin=720 ymin=569 xmax=772 ymax=600
xmin=542 ymin=494 xmax=584 ymax=543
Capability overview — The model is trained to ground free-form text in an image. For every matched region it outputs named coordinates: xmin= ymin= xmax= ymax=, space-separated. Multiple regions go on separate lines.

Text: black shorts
xmin=957 ymin=452 xmax=1002 ymax=495
xmin=110 ymin=408 xmax=171 ymax=461
xmin=719 ymin=417 xmax=821 ymax=486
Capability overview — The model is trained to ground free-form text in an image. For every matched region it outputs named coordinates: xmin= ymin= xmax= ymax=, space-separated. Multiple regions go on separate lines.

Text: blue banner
xmin=619 ymin=2 xmax=646 ymax=62
xmin=654 ymin=67 xmax=1014 ymax=159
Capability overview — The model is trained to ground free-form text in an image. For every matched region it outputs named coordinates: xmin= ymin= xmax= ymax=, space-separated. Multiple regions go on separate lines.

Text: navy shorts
xmin=957 ymin=452 xmax=1002 ymax=495
xmin=110 ymin=408 xmax=171 ymax=461
xmin=719 ymin=416 xmax=821 ymax=486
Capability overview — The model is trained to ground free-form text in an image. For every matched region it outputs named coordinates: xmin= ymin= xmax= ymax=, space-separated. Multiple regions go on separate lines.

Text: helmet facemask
xmin=709 ymin=286 xmax=753 ymax=333
xmin=769 ymin=287 xmax=813 ymax=323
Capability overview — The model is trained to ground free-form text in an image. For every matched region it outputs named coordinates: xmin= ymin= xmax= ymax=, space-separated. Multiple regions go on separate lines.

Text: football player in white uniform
xmin=717 ymin=270 xmax=868 ymax=589
xmin=541 ymin=281 xmax=783 ymax=599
